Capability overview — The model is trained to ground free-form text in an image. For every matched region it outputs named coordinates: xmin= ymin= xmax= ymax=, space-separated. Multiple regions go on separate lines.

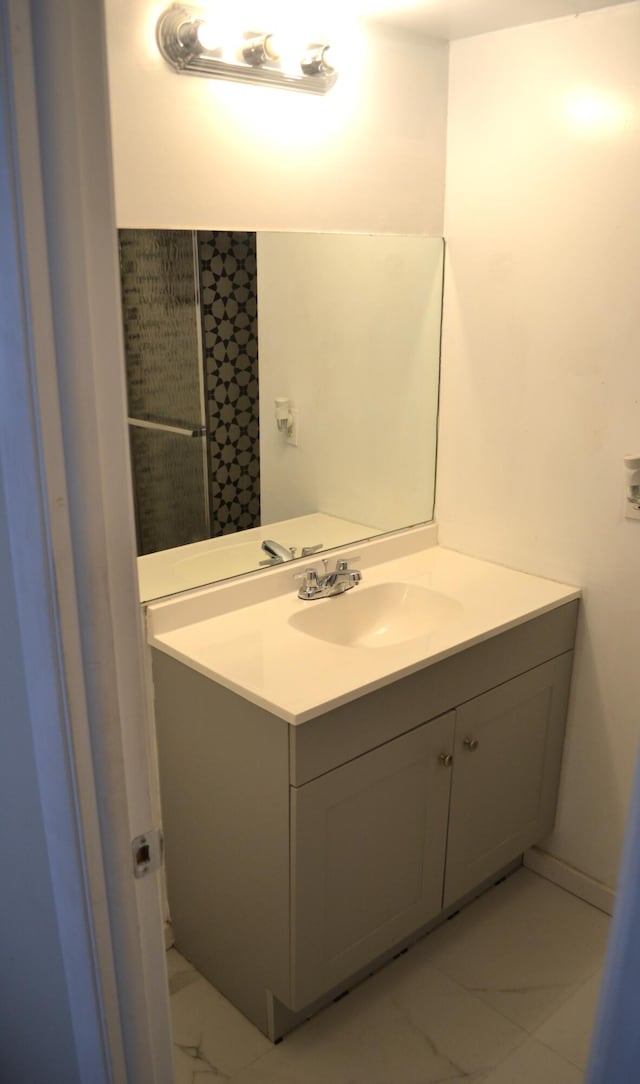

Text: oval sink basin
xmin=176 ymin=541 xmax=261 ymax=579
xmin=288 ymin=582 xmax=462 ymax=649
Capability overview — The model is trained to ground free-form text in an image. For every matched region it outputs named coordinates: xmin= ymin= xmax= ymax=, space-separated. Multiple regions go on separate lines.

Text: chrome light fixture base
xmin=156 ymin=5 xmax=338 ymax=95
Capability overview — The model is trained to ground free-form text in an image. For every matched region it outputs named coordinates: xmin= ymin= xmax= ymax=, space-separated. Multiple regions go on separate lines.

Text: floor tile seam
xmin=173 ymin=1035 xmax=275 ymax=1083
xmin=170 ymin=971 xmax=256 ymax=1023
xmin=583 ymin=960 xmax=606 ymax=982
xmin=530 ymin=1029 xmax=588 ymax=1072
xmin=473 ymin=1036 xmax=587 ymax=1084
xmin=169 ymin=972 xmax=211 ymax=1004
xmin=168 ymin=980 xmax=274 ymax=1076
xmin=166 ymin=947 xmax=197 ymax=970
xmin=532 ymin=1035 xmax=590 ymax=1076
xmin=383 ymin=992 xmax=472 ymax=1080
xmin=383 ymin=972 xmax=532 ymax=1077
xmin=425 ymin=958 xmax=487 ymax=993
xmin=168 ymin=970 xmax=204 ymax=998
xmin=166 ymin=966 xmax=198 ymax=988
xmin=426 ymin=958 xmax=588 ymax=1037
xmin=481 ymin=979 xmax=586 ymax=1036
xmin=451 ymin=1029 xmax=534 ymax=1084
xmin=218 ymin=1038 xmax=284 ymax=1082
xmin=173 ymin=1036 xmax=231 ymax=1080
xmin=512 ymin=977 xmax=595 ymax=1035
xmin=424 ymin=959 xmax=543 ymax=1025
xmin=534 ymin=965 xmax=603 ymax=1019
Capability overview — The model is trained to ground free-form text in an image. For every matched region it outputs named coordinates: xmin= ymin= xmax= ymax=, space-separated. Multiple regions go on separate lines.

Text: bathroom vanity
xmin=147 ymin=530 xmax=579 ymax=1040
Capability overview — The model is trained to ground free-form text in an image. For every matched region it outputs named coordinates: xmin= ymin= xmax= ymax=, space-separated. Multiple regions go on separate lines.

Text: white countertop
xmin=147 ymin=530 xmax=580 ymax=725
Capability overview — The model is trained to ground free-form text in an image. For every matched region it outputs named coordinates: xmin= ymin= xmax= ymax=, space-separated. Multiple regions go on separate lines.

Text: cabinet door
xmin=443 ymin=653 xmax=573 ymax=909
xmin=290 ymin=711 xmax=455 ymax=1010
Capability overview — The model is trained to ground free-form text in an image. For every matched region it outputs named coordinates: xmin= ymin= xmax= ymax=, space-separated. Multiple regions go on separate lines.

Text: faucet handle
xmin=335 ymin=556 xmax=362 ymax=585
xmin=293 ymin=566 xmax=320 ymax=585
xmin=295 ymin=566 xmax=323 ymax=600
xmin=301 ymin=543 xmax=323 ymax=557
xmin=336 ymin=557 xmax=361 ymax=572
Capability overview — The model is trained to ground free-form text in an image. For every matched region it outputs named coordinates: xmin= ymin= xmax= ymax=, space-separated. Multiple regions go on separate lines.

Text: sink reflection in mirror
xmin=119 ymin=230 xmax=444 ymax=601
xmin=288 ymin=582 xmax=463 ymax=649
xmin=136 ymin=511 xmax=383 ymax=602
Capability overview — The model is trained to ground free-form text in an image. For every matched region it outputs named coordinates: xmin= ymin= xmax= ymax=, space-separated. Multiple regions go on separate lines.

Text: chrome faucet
xmin=260 ymin=539 xmax=324 ymax=566
xmin=261 ymin=538 xmax=295 ymax=563
xmin=296 ymin=557 xmax=362 ymax=600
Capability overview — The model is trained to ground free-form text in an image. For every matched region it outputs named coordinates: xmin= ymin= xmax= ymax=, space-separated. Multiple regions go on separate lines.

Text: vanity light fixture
xmin=156 ymin=4 xmax=338 ymax=94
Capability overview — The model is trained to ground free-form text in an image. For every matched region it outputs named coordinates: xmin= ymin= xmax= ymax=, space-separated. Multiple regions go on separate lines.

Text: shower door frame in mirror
xmin=118 ymin=229 xmax=445 ymax=601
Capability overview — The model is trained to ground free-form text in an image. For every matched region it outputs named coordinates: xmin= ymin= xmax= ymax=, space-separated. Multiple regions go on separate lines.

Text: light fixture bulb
xmin=242 ymin=32 xmax=280 ymax=66
xmin=320 ymin=43 xmax=336 ymax=72
xmin=196 ymin=20 xmax=218 ymax=51
xmin=176 ymin=17 xmax=199 ymax=50
xmin=300 ymin=43 xmax=334 ymax=76
xmin=265 ymin=30 xmax=302 ymax=69
xmin=263 ymin=34 xmax=280 ymax=61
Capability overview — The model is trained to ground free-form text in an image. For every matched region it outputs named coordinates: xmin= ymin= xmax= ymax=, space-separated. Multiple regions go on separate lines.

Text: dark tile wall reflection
xmin=119 ymin=229 xmax=260 ymax=554
xmin=198 ymin=231 xmax=260 ymax=536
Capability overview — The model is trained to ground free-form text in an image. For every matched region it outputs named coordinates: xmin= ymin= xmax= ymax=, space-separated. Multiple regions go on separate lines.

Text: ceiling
xmin=361 ymin=0 xmax=636 ymax=40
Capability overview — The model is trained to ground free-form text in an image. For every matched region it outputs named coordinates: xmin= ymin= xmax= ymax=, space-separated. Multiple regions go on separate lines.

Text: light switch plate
xmin=286 ymin=409 xmax=299 ymax=447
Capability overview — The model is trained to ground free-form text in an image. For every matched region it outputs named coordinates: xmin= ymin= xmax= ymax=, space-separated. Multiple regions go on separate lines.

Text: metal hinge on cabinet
xmin=132 ymin=828 xmax=163 ymax=878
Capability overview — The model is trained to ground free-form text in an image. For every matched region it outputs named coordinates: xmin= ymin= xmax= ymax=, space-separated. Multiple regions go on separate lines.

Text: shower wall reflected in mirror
xmin=120 ymin=229 xmax=260 ymax=554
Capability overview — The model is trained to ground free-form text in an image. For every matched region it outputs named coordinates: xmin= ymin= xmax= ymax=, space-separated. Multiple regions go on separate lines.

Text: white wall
xmin=103 ymin=0 xmax=640 ymax=894
xmin=438 ymin=2 xmax=640 ymax=891
xmin=258 ymin=233 xmax=443 ymax=531
xmin=104 ymin=1 xmax=448 ymax=234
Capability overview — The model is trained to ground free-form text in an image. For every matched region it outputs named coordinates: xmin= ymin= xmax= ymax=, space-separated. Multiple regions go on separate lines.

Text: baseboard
xmin=524 ymin=847 xmax=615 ymax=916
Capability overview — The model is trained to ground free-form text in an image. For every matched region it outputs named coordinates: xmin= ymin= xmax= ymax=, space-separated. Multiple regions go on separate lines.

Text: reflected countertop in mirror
xmin=118 ymin=230 xmax=444 ymax=601
xmin=137 ymin=511 xmax=386 ymax=603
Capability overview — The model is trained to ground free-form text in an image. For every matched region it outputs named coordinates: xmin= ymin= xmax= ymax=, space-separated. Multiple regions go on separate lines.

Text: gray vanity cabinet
xmin=288 ymin=653 xmax=573 ymax=1010
xmin=443 ymin=653 xmax=573 ymax=908
xmin=290 ymin=710 xmax=455 ymax=1009
xmin=151 ymin=600 xmax=577 ymax=1040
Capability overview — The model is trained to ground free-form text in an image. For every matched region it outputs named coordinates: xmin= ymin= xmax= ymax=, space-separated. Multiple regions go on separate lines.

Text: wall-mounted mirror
xmin=118 ymin=230 xmax=444 ymax=601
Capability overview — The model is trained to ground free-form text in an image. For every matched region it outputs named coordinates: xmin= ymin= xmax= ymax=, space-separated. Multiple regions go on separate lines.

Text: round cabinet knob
xmin=463 ymin=737 xmax=479 ymax=751
xmin=439 ymin=753 xmax=453 ymax=767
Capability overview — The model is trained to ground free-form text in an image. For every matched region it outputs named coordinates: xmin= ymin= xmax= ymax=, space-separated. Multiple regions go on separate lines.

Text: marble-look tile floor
xmin=168 ymin=867 xmax=610 ymax=1083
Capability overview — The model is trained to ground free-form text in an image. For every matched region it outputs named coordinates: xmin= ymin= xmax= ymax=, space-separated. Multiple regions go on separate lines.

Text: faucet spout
xmin=261 ymin=538 xmax=295 ymax=563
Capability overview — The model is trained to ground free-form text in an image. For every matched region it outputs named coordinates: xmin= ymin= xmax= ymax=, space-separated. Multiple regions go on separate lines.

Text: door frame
xmin=1 ymin=1 xmax=173 ymax=1079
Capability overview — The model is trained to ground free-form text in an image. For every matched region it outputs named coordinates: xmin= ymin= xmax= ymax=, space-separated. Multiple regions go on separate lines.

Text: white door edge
xmin=1 ymin=1 xmax=173 ymax=1080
